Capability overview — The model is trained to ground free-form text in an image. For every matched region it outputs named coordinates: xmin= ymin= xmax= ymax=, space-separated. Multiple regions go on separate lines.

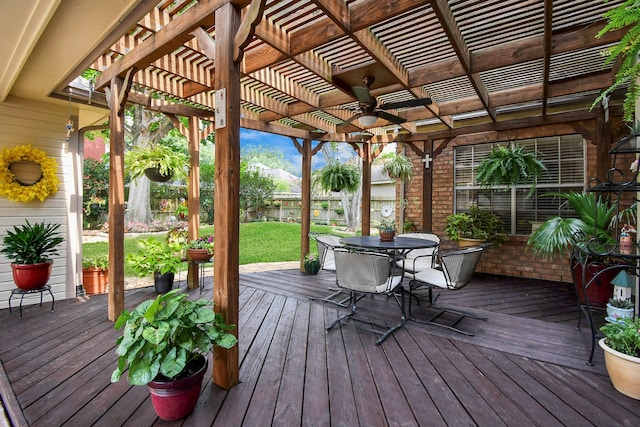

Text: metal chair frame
xmin=327 ymin=249 xmax=405 ymax=344
xmin=408 ymin=247 xmax=485 ymax=336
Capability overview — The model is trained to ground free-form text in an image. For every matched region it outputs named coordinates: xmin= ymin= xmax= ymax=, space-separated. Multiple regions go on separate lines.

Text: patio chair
xmin=408 ymin=246 xmax=485 ymax=336
xmin=327 ymin=248 xmax=405 ymax=344
xmin=396 ymin=232 xmax=440 ymax=279
xmin=308 ymin=233 xmax=352 ymax=307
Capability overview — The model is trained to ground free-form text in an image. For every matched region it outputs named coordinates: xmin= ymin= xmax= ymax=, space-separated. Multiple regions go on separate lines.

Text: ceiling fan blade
xmin=351 ymin=86 xmax=376 ymax=105
xmin=376 ymin=111 xmax=407 ymax=125
xmin=379 ymin=97 xmax=432 ymax=110
xmin=341 ymin=114 xmax=360 ymax=125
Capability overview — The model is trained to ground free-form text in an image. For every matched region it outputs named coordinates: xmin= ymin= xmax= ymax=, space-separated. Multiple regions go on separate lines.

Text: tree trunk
xmin=125 ymin=177 xmax=152 ymax=225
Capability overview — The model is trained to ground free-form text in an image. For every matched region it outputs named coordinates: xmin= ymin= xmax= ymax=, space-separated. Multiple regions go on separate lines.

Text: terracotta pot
xmin=144 ymin=167 xmax=172 ymax=182
xmin=11 ymin=262 xmax=52 ymax=290
xmin=458 ymin=238 xmax=485 ymax=248
xmin=82 ymin=268 xmax=108 ymax=295
xmin=148 ymin=356 xmax=207 ymax=421
xmin=379 ymin=230 xmax=396 ymax=242
xmin=187 ymin=249 xmax=212 ymax=262
xmin=599 ymin=338 xmax=640 ymax=400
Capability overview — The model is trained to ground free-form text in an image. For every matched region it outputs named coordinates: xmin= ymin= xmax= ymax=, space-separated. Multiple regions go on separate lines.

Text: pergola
xmin=65 ymin=0 xmax=628 ymax=389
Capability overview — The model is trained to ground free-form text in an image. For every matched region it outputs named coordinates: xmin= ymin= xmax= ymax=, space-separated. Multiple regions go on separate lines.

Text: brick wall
xmin=401 ymin=120 xmax=630 ymax=283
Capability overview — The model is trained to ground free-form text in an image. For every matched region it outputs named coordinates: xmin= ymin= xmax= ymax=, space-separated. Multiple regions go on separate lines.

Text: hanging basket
xmin=9 ymin=160 xmax=43 ymax=185
xmin=144 ymin=167 xmax=173 ymax=182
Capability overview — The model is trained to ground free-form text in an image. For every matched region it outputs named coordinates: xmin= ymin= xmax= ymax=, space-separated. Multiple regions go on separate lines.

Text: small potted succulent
xmin=377 ymin=220 xmax=397 ymax=241
xmin=111 ymin=289 xmax=238 ymax=420
xmin=127 ymin=238 xmax=184 ymax=293
xmin=186 ymin=234 xmax=214 ymax=262
xmin=304 ymin=253 xmax=321 ymax=275
xmin=606 ymin=298 xmax=635 ymax=321
xmin=1 ymin=220 xmax=64 ymax=290
xmin=599 ymin=317 xmax=640 ymax=399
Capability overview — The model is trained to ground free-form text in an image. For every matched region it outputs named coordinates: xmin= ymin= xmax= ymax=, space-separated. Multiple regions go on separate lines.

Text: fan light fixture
xmin=358 ymin=114 xmax=378 ymax=126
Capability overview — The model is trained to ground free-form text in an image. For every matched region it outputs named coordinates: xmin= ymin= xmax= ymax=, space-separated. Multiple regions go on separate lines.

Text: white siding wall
xmin=0 ymin=97 xmax=81 ymax=309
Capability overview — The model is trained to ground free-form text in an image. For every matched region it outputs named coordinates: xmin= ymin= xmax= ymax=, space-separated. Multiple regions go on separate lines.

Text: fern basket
xmin=475 ymin=144 xmax=546 ymax=196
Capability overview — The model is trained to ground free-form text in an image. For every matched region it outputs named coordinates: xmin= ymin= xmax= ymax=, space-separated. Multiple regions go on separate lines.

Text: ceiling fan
xmin=342 ymin=76 xmax=432 ymax=127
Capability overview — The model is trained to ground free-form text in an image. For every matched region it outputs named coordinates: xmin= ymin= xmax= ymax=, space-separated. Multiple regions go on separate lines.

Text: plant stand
xmin=9 ymin=285 xmax=54 ymax=318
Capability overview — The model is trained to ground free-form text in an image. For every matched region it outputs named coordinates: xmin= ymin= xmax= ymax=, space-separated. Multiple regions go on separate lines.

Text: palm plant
xmin=527 ymin=192 xmax=616 ymax=258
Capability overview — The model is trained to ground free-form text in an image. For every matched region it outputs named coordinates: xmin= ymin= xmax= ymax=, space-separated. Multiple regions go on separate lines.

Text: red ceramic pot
xmin=148 ymin=356 xmax=207 ymax=421
xmin=11 ymin=262 xmax=52 ymax=290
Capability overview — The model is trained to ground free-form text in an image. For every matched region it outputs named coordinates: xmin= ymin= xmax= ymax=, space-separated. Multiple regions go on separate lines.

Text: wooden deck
xmin=1 ymin=268 xmax=638 ymax=426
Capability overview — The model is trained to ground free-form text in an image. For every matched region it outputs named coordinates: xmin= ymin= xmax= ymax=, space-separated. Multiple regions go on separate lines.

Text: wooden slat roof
xmin=81 ymin=0 xmax=628 ymax=141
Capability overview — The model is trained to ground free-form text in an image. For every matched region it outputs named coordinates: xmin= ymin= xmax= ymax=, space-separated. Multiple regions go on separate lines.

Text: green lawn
xmin=82 ymin=222 xmax=351 ymax=277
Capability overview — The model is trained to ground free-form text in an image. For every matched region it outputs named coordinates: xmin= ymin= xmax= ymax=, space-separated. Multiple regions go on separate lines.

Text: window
xmin=453 ymin=135 xmax=585 ymax=235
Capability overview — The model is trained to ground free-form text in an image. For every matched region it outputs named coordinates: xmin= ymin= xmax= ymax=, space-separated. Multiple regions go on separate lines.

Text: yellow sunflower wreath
xmin=0 ymin=144 xmax=60 ymax=203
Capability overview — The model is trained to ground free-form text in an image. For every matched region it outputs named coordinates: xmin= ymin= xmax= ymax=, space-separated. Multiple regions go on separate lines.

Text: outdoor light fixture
xmin=358 ymin=114 xmax=378 ymax=127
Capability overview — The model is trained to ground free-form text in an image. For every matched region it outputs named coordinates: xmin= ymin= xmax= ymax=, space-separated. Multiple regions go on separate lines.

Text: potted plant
xmin=304 ymin=253 xmax=321 ymax=275
xmin=475 ymin=144 xmax=546 ymax=197
xmin=1 ymin=220 xmax=64 ymax=290
xmin=315 ymin=162 xmax=360 ymax=193
xmin=377 ymin=220 xmax=397 ymax=241
xmin=527 ymin=192 xmax=619 ymax=307
xmin=606 ymin=297 xmax=635 ymax=321
xmin=380 ymin=153 xmax=413 ymax=182
xmin=82 ymin=254 xmax=109 ymax=295
xmin=599 ymin=317 xmax=640 ymax=399
xmin=127 ymin=238 xmax=184 ymax=293
xmin=111 ymin=289 xmax=238 ymax=420
xmin=125 ymin=144 xmax=189 ymax=182
xmin=444 ymin=204 xmax=504 ymax=247
xmin=175 ymin=204 xmax=188 ymax=220
xmin=186 ymin=234 xmax=214 ymax=262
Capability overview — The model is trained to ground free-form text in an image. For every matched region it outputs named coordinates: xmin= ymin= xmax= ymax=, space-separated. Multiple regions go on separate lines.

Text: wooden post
xmin=300 ymin=138 xmax=312 ymax=271
xmin=361 ymin=143 xmax=372 ymax=235
xmin=213 ymin=2 xmax=241 ymax=389
xmin=106 ymin=74 xmax=132 ymax=321
xmin=423 ymin=140 xmax=433 ymax=231
xmin=187 ymin=116 xmax=201 ymax=289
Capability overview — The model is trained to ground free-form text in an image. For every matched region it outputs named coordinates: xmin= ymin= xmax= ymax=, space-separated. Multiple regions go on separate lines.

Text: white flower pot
xmin=606 ymin=303 xmax=635 ymax=321
xmin=599 ymin=338 xmax=640 ymax=399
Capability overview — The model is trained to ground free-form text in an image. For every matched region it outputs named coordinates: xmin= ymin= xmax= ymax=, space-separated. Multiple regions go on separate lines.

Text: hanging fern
xmin=381 ymin=153 xmax=413 ymax=182
xmin=591 ymin=1 xmax=640 ymax=121
xmin=315 ymin=161 xmax=360 ymax=193
xmin=475 ymin=144 xmax=546 ymax=196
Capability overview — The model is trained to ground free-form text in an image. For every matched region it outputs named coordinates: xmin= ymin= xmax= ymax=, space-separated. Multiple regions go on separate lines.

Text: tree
xmin=317 ymin=143 xmax=362 ymax=232
xmin=239 ymin=161 xmax=276 ymax=222
xmin=124 ymin=104 xmax=178 ymax=225
xmin=241 ymin=144 xmax=297 ymax=176
xmin=83 ymin=157 xmax=109 ymax=229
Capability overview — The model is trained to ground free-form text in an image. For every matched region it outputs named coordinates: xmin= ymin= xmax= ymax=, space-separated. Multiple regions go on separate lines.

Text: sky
xmin=240 ymin=128 xmax=396 ymax=177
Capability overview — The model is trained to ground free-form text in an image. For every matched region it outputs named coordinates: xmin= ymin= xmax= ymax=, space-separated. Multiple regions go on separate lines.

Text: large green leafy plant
xmin=111 ymin=289 xmax=238 ymax=385
xmin=1 ymin=220 xmax=63 ymax=264
xmin=444 ymin=205 xmax=504 ymax=243
xmin=600 ymin=317 xmax=640 ymax=357
xmin=127 ymin=238 xmax=183 ymax=276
